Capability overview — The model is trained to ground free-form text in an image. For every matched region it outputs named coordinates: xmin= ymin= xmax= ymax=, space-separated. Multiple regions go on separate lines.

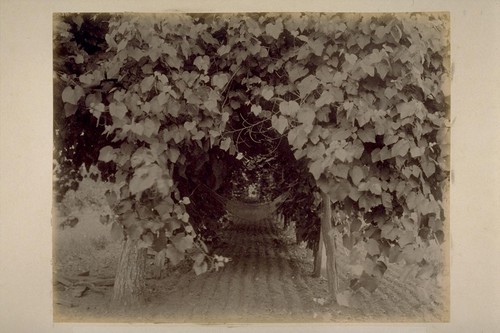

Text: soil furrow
xmin=222 ymin=223 xmax=247 ymax=320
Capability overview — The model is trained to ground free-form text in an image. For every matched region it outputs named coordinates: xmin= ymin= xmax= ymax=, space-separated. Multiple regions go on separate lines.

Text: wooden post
xmin=320 ymin=191 xmax=339 ymax=299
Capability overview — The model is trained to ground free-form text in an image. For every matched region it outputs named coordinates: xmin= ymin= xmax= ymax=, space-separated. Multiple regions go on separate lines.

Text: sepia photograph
xmin=52 ymin=12 xmax=450 ymax=323
xmin=1 ymin=1 xmax=499 ymax=332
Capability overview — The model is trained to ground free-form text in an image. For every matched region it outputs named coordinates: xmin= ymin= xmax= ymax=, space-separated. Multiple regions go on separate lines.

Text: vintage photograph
xmin=52 ymin=12 xmax=450 ymax=323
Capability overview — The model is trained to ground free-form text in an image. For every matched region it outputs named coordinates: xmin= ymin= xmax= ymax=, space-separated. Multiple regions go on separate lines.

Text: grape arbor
xmin=54 ymin=12 xmax=450 ymax=307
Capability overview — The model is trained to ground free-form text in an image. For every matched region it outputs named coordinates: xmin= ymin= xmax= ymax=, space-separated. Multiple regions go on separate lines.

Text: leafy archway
xmin=54 ymin=12 xmax=450 ymax=307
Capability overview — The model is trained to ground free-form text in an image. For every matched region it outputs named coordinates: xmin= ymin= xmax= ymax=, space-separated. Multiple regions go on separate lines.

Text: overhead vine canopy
xmin=54 ymin=12 xmax=449 ymax=291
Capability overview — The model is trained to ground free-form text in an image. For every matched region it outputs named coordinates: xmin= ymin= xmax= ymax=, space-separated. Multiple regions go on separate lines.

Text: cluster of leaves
xmin=54 ymin=13 xmax=449 ymax=292
xmin=239 ymin=13 xmax=450 ymax=291
xmin=53 ymin=14 xmax=116 ymax=201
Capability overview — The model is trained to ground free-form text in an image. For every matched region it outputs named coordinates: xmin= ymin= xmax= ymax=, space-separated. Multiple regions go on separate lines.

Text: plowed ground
xmin=55 ymin=211 xmax=446 ymax=323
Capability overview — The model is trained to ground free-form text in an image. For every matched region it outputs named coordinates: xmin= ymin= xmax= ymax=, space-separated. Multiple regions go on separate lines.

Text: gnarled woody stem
xmin=111 ymin=237 xmax=148 ymax=308
xmin=320 ymin=191 xmax=339 ymax=299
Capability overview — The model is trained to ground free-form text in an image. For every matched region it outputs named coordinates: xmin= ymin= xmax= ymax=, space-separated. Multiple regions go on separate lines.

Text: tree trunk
xmin=313 ymin=226 xmax=327 ymax=278
xmin=320 ymin=191 xmax=339 ymax=298
xmin=111 ymin=237 xmax=148 ymax=308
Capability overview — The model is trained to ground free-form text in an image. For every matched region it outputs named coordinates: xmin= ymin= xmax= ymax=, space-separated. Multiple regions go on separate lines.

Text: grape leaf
xmin=98 ymin=146 xmax=116 ymax=163
xmin=332 ymin=71 xmax=347 ymax=88
xmin=316 ymin=65 xmax=333 ymax=84
xmin=287 ymin=64 xmax=309 ymax=83
xmin=357 ymin=34 xmax=371 ymax=49
xmin=193 ymin=55 xmax=210 ymax=73
xmin=381 ymin=192 xmax=392 ymax=209
xmin=279 ymin=100 xmax=300 ymax=116
xmin=143 ymin=118 xmax=159 ymax=137
xmin=375 ymin=62 xmax=389 ymax=80
xmin=350 ymin=139 xmax=365 ymax=159
xmin=345 ymin=53 xmax=358 ymax=65
xmin=109 ymin=102 xmax=128 ymax=119
xmin=130 ymin=147 xmax=155 ymax=168
xmin=80 ymin=73 xmax=95 ymax=86
xmin=375 ymin=25 xmax=388 ymax=39
xmin=251 ymin=105 xmax=262 ymax=116
xmin=334 ymin=148 xmax=349 ymax=162
xmin=131 ymin=122 xmax=144 ymax=136
xmin=379 ymin=146 xmax=392 ymax=161
xmin=422 ymin=159 xmax=436 ymax=177
xmin=329 ymin=180 xmax=351 ymax=203
xmin=391 ymin=139 xmax=410 ymax=157
xmin=64 ymin=103 xmax=78 ymax=117
xmin=296 ymin=45 xmax=311 ymax=61
xmin=141 ymin=232 xmax=155 ymax=247
xmin=384 ymin=87 xmax=398 ymax=99
xmin=297 ymin=107 xmax=315 ymax=126
xmin=297 ymin=75 xmax=319 ymax=99
xmin=398 ymin=230 xmax=415 ymax=247
xmin=315 ymin=90 xmax=334 ymax=107
xmin=165 ymin=217 xmax=181 ymax=233
xmin=62 ymin=85 xmax=85 ymax=105
xmin=360 ymin=61 xmax=375 ymax=77
xmin=357 ymin=127 xmax=376 ymax=143
xmin=166 ymin=244 xmax=184 ymax=265
xmin=308 ymin=159 xmax=324 ymax=180
xmin=396 ymin=102 xmax=415 ymax=119
xmin=193 ymin=252 xmax=205 ymax=266
xmin=172 ymin=234 xmax=194 ymax=252
xmin=308 ymin=37 xmax=325 ymax=56
xmin=220 ymin=137 xmax=231 ymax=151
xmin=140 ymin=76 xmax=155 ymax=93
xmin=262 ymin=86 xmax=274 ymax=100
xmin=217 ymin=44 xmax=231 ymax=56
xmin=271 ymin=115 xmax=288 ymax=134
xmin=127 ymin=225 xmax=143 ymax=240
xmin=366 ymin=239 xmax=380 ymax=256
xmin=168 ymin=147 xmax=180 ymax=163
xmin=331 ymin=163 xmax=350 ymax=179
xmin=355 ymin=109 xmax=372 ymax=127
xmin=384 ymin=134 xmax=399 ymax=146
xmin=193 ymin=260 xmax=208 ymax=275
xmin=349 ymin=166 xmax=364 ymax=186
xmin=183 ymin=121 xmax=196 ymax=132
xmin=368 ymin=177 xmax=382 ymax=195
xmin=265 ymin=20 xmax=283 ymax=39
xmin=287 ymin=127 xmax=308 ymax=150
xmin=330 ymin=128 xmax=352 ymax=141
xmin=212 ymin=73 xmax=229 ymax=90
xmin=390 ymin=24 xmax=403 ymax=42
xmin=402 ymin=245 xmax=424 ymax=264
xmin=129 ymin=164 xmax=161 ymax=195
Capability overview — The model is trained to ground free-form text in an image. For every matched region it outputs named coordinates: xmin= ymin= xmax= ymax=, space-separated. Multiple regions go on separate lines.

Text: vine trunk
xmin=111 ymin=237 xmax=148 ymax=308
xmin=320 ymin=192 xmax=339 ymax=299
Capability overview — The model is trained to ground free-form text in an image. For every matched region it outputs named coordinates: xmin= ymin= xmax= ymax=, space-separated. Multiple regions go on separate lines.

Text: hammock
xmin=194 ymin=183 xmax=290 ymax=222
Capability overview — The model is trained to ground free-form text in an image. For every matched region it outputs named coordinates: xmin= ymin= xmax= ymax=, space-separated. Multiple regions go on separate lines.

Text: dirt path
xmin=144 ymin=217 xmax=324 ymax=323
